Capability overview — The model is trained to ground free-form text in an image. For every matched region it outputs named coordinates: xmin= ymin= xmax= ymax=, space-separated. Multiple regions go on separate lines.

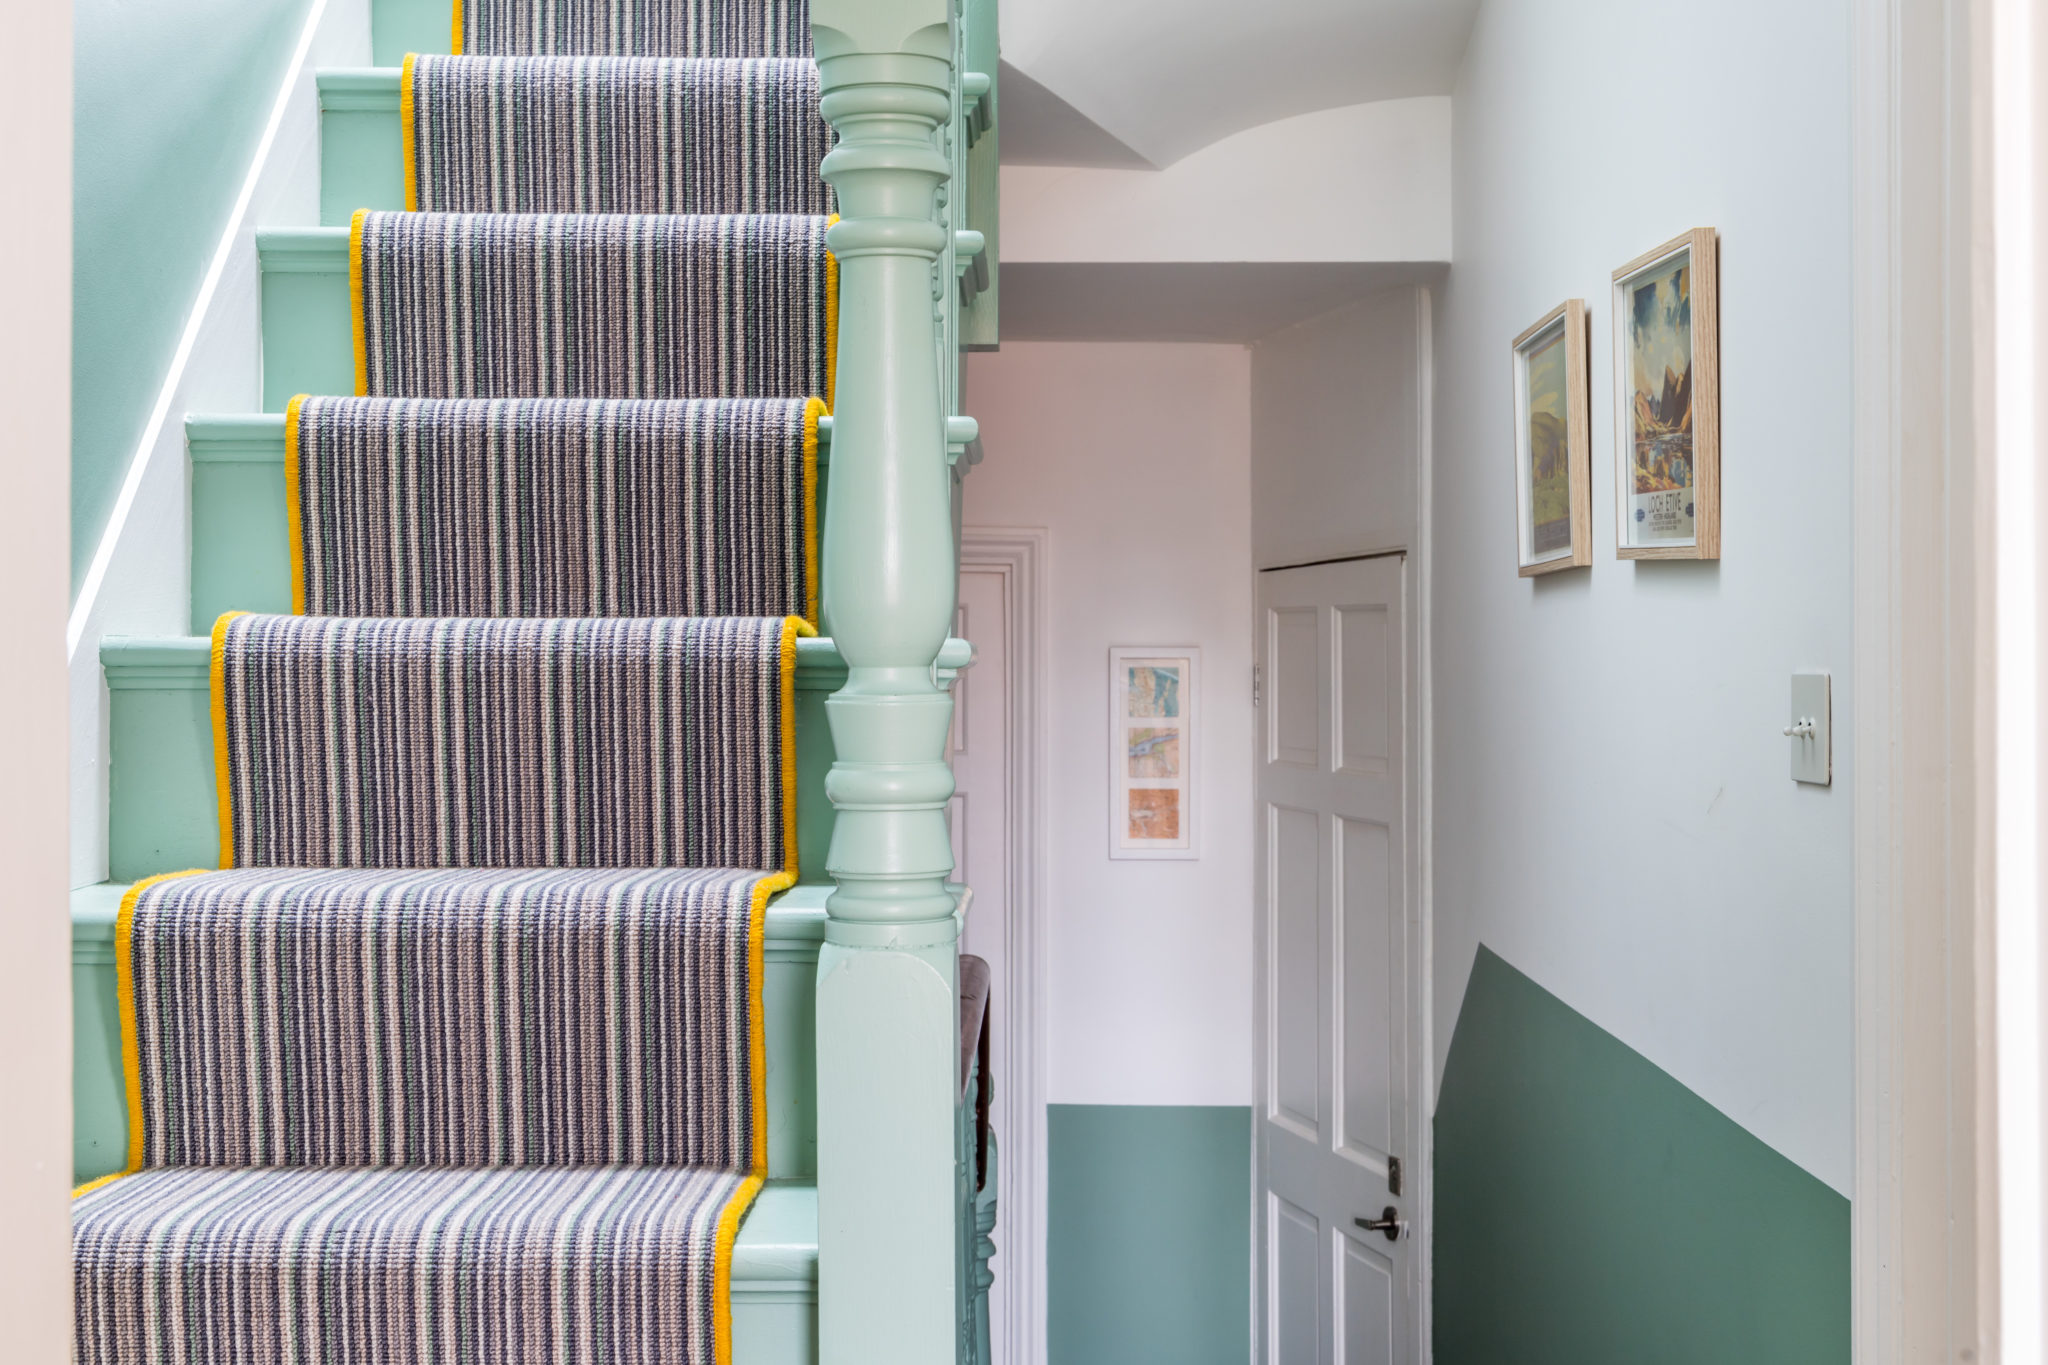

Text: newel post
xmin=809 ymin=1 xmax=962 ymax=1361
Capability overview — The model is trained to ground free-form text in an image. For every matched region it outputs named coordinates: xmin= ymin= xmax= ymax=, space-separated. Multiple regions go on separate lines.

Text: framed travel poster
xmin=1109 ymin=647 xmax=1198 ymax=859
xmin=1510 ymin=299 xmax=1592 ymax=574
xmin=1612 ymin=227 xmax=1721 ymax=558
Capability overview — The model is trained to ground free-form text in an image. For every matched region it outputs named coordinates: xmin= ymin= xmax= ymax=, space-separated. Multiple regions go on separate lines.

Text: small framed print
xmin=1612 ymin=227 xmax=1720 ymax=558
xmin=1109 ymin=647 xmax=1198 ymax=859
xmin=1510 ymin=299 xmax=1592 ymax=574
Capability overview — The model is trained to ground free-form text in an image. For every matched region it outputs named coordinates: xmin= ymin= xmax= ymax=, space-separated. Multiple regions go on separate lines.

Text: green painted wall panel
xmin=72 ymin=0 xmax=318 ymax=592
xmin=1433 ymin=947 xmax=1849 ymax=1365
xmin=1048 ymin=1104 xmax=1250 ymax=1365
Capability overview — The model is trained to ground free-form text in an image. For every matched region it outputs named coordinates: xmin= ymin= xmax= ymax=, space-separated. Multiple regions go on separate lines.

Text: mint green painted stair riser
xmin=317 ymin=71 xmax=404 ymax=225
xmin=1047 ymin=1105 xmax=1252 ymax=1365
xmin=373 ymin=0 xmax=454 ymax=68
xmin=257 ymin=229 xmax=353 ymax=410
xmin=1433 ymin=947 xmax=1850 ymax=1364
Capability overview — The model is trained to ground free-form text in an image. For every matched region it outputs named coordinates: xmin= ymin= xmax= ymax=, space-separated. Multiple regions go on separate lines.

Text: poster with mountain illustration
xmin=1611 ymin=229 xmax=1721 ymax=558
xmin=1510 ymin=299 xmax=1590 ymax=574
xmin=1527 ymin=333 xmax=1570 ymax=553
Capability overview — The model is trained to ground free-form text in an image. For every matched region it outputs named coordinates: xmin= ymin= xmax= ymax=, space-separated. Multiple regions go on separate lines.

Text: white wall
xmin=0 ymin=0 xmax=76 ymax=1351
xmin=1251 ymin=285 xmax=1430 ymax=569
xmin=1433 ymin=0 xmax=1855 ymax=1193
xmin=963 ymin=342 xmax=1255 ymax=1106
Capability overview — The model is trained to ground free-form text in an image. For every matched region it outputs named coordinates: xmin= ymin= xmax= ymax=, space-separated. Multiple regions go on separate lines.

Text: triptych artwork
xmin=1108 ymin=647 xmax=1198 ymax=859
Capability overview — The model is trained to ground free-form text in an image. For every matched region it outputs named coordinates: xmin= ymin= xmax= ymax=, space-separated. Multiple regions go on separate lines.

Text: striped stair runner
xmin=287 ymin=395 xmax=822 ymax=619
xmin=403 ymin=54 xmax=833 ymax=215
xmin=75 ymin=4 xmax=833 ymax=1362
xmin=455 ymin=0 xmax=812 ymax=59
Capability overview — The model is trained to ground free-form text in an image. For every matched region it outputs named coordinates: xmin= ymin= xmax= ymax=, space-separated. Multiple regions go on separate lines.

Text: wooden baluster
xmin=809 ymin=1 xmax=962 ymax=1360
xmin=974 ymin=1138 xmax=999 ymax=1365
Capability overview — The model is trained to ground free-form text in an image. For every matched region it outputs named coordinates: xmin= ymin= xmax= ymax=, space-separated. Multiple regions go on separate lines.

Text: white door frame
xmin=958 ymin=525 xmax=1049 ymax=1365
xmin=1249 ymin=284 xmax=1434 ymax=1365
xmin=1849 ymin=0 xmax=2011 ymax=1355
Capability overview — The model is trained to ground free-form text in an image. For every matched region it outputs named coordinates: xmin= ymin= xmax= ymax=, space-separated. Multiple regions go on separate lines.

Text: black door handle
xmin=1354 ymin=1207 xmax=1406 ymax=1242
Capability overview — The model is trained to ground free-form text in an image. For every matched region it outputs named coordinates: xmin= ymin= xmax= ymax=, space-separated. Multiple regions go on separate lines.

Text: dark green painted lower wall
xmin=1048 ymin=1104 xmax=1250 ymax=1365
xmin=1434 ymin=947 xmax=1849 ymax=1363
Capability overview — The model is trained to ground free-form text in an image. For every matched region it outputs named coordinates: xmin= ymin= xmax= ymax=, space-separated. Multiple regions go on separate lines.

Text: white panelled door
xmin=1256 ymin=556 xmax=1415 ymax=1365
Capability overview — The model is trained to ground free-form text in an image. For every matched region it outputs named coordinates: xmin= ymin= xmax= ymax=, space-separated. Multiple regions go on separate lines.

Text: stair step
xmin=184 ymin=410 xmax=835 ymax=632
xmin=255 ymin=220 xmax=843 ymax=408
xmin=315 ymin=61 xmax=833 ymax=225
xmin=75 ymin=879 xmax=830 ymax=1188
xmin=74 ymin=1169 xmax=816 ymax=1361
xmin=98 ymin=633 xmax=970 ymax=883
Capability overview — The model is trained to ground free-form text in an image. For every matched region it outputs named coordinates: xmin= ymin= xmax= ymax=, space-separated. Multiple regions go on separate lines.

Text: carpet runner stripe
xmin=404 ymin=54 xmax=833 ymax=216
xmin=117 ymin=866 xmax=776 ymax=1170
xmin=212 ymin=612 xmax=810 ymax=871
xmin=75 ymin=1163 xmax=760 ymax=1365
xmin=351 ymin=209 xmax=836 ymax=403
xmin=455 ymin=0 xmax=810 ymax=58
xmin=287 ymin=395 xmax=821 ymax=622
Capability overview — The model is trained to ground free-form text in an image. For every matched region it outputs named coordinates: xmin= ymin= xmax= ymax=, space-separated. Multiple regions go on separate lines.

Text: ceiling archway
xmin=999 ymin=0 xmax=1481 ymax=167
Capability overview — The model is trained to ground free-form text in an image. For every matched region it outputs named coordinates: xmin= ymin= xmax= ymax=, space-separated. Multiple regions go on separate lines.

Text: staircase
xmin=70 ymin=0 xmax=999 ymax=1361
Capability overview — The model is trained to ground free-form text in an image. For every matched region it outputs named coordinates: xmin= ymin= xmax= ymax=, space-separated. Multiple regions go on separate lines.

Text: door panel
xmin=1272 ymin=1196 xmax=1322 ymax=1365
xmin=1271 ymin=804 xmax=1324 ymax=1137
xmin=1337 ymin=1230 xmax=1395 ymax=1365
xmin=1256 ymin=555 xmax=1413 ymax=1365
xmin=1271 ymin=607 xmax=1319 ymax=767
xmin=1335 ymin=605 xmax=1392 ymax=776
xmin=1338 ymin=816 xmax=1394 ymax=1164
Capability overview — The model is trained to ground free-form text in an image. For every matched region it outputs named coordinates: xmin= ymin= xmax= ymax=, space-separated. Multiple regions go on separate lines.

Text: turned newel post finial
xmin=813 ymin=0 xmax=960 ymax=929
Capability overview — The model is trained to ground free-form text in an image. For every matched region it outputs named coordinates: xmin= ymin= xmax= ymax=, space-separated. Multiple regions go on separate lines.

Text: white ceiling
xmin=999 ymin=0 xmax=1482 ymax=168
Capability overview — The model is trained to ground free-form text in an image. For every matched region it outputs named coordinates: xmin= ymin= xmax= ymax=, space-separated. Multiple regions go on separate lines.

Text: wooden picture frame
xmin=1611 ymin=227 xmax=1720 ymax=558
xmin=1108 ymin=646 xmax=1198 ymax=860
xmin=1510 ymin=299 xmax=1593 ymax=575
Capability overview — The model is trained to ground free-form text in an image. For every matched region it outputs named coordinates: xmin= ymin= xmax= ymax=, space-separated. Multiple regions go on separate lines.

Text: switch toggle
xmin=1788 ymin=672 xmax=1831 ymax=786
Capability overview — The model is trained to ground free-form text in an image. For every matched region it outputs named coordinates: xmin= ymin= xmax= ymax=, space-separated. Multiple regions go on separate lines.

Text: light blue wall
xmin=1047 ymin=1104 xmax=1250 ymax=1365
xmin=72 ymin=0 xmax=317 ymax=593
xmin=1432 ymin=0 xmax=1857 ymax=1195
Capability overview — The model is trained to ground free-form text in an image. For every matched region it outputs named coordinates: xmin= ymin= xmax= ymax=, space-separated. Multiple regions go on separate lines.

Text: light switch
xmin=1787 ymin=671 xmax=1831 ymax=786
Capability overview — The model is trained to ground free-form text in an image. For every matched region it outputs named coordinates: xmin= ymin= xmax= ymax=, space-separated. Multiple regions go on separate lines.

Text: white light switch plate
xmin=1789 ymin=671 xmax=1831 ymax=786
